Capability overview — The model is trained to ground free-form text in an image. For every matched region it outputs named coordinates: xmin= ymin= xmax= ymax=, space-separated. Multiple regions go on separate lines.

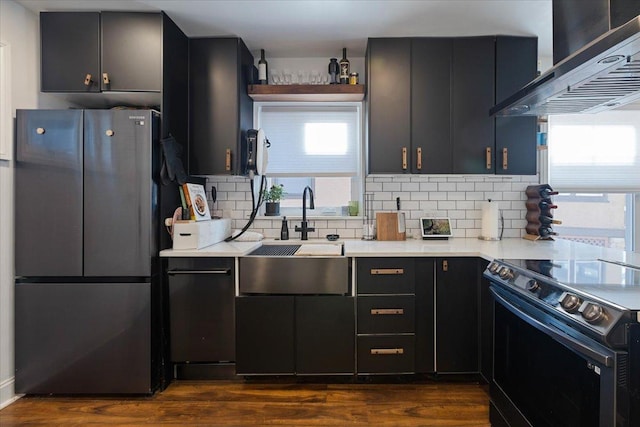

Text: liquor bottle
xmin=258 ymin=49 xmax=268 ymax=85
xmin=339 ymin=48 xmax=350 ymax=84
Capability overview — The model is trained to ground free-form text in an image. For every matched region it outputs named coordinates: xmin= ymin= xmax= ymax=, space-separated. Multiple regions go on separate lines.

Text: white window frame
xmin=0 ymin=41 xmax=11 ymax=161
xmin=253 ymin=101 xmax=365 ymax=217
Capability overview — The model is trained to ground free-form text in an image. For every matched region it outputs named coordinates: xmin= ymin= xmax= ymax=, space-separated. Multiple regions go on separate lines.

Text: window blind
xmin=257 ymin=104 xmax=361 ymax=176
xmin=548 ymin=111 xmax=640 ymax=192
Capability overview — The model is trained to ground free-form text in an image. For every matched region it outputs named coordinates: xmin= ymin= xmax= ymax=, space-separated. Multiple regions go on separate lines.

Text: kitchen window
xmin=547 ymin=111 xmax=639 ymax=251
xmin=254 ymin=102 xmax=363 ymax=216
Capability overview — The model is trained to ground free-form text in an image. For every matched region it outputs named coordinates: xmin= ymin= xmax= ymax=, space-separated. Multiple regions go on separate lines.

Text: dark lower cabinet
xmin=435 ymin=257 xmax=480 ymax=373
xmin=296 ymin=297 xmax=355 ymax=374
xmin=479 ymin=259 xmax=493 ymax=382
xmin=415 ymin=258 xmax=435 ymax=374
xmin=236 ymin=296 xmax=354 ymax=375
xmin=168 ymin=258 xmax=235 ymax=364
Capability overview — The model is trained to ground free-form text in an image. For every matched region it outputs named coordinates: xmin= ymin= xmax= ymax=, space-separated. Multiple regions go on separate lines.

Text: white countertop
xmin=160 ymin=237 xmax=640 ymax=266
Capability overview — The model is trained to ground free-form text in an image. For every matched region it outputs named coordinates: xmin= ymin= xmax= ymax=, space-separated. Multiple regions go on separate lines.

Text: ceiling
xmin=17 ymin=0 xmax=553 ymax=60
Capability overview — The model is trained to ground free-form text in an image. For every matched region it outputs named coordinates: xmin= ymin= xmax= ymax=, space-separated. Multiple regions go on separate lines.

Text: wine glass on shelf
xmin=283 ymin=69 xmax=292 ymax=85
xmin=270 ymin=70 xmax=280 ymax=85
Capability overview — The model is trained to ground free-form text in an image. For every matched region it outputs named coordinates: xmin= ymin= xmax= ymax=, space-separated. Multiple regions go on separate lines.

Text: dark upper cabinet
xmin=411 ymin=38 xmax=453 ymax=174
xmin=189 ymin=38 xmax=254 ymax=175
xmin=451 ymin=37 xmax=495 ymax=174
xmin=367 ymin=38 xmax=411 ymax=174
xmin=368 ymin=36 xmax=537 ymax=175
xmin=41 ymin=12 xmax=162 ymax=93
xmin=495 ymin=36 xmax=538 ymax=175
xmin=41 ymin=12 xmax=101 ymax=92
xmin=100 ymin=12 xmax=162 ymax=92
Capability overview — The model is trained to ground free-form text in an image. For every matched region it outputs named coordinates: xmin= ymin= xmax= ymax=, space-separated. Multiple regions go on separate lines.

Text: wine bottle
xmin=526 ymin=224 xmax=558 ymax=237
xmin=538 ymin=226 xmax=559 ymax=238
xmin=525 ymin=199 xmax=558 ymax=211
xmin=258 ymin=49 xmax=268 ymax=85
xmin=525 ymin=184 xmax=558 ymax=198
xmin=526 ymin=211 xmax=563 ymax=225
xmin=339 ymin=48 xmax=350 ymax=84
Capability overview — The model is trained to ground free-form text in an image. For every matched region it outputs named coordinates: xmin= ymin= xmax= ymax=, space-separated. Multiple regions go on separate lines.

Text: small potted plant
xmin=263 ymin=184 xmax=285 ymax=216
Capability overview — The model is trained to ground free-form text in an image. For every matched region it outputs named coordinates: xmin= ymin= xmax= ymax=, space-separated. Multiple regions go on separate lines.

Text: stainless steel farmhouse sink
xmin=239 ymin=243 xmax=349 ymax=295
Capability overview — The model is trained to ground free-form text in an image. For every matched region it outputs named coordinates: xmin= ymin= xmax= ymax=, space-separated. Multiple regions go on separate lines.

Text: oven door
xmin=490 ymin=285 xmax=627 ymax=427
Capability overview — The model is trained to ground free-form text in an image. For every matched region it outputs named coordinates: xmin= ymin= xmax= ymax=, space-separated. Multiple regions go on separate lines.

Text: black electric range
xmin=485 ymin=258 xmax=640 ymax=348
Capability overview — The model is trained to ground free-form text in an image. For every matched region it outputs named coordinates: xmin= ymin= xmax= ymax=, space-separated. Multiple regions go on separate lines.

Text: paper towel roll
xmin=480 ymin=200 xmax=501 ymax=240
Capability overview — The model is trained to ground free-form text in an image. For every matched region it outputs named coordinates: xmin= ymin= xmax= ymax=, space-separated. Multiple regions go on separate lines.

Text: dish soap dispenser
xmin=280 ymin=216 xmax=289 ymax=240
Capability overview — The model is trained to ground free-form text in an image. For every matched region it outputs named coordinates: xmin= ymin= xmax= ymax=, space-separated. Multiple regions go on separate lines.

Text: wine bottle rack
xmin=523 ymin=184 xmax=559 ymax=241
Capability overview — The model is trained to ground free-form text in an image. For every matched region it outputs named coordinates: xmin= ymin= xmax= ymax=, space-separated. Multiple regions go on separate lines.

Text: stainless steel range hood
xmin=491 ymin=15 xmax=640 ymax=116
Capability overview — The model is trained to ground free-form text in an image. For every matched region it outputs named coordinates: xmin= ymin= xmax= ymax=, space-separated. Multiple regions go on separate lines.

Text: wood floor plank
xmin=0 ymin=380 xmax=490 ymax=426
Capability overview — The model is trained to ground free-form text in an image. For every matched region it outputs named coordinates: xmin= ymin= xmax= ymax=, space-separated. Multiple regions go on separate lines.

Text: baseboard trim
xmin=0 ymin=377 xmax=23 ymax=409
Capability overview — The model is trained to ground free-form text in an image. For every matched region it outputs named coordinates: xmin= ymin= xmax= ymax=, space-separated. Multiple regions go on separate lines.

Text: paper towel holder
xmin=478 ymin=199 xmax=504 ymax=241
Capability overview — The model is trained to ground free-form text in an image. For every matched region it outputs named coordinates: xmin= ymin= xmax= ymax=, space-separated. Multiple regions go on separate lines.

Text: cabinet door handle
xmin=486 ymin=147 xmax=492 ymax=169
xmin=371 ymin=308 xmax=404 ymax=315
xmin=371 ymin=348 xmax=404 ymax=355
xmin=502 ymin=148 xmax=508 ymax=170
xmin=225 ymin=149 xmax=232 ymax=171
xmin=167 ymin=269 xmax=231 ymax=275
xmin=370 ymin=268 xmax=404 ymax=275
xmin=102 ymin=72 xmax=110 ymax=85
xmin=402 ymin=147 xmax=408 ymax=170
xmin=442 ymin=260 xmax=448 ymax=272
xmin=84 ymin=74 xmax=93 ymax=86
xmin=416 ymin=147 xmax=422 ymax=170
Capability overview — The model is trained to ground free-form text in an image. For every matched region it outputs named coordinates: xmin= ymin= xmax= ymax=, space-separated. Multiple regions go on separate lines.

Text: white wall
xmin=0 ymin=0 xmax=68 ymax=409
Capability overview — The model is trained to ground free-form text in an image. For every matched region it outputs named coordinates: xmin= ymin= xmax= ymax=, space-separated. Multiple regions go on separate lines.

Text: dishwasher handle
xmin=168 ymin=269 xmax=231 ymax=276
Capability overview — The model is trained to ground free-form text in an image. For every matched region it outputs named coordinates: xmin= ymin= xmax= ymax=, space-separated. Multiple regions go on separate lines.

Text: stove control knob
xmin=525 ymin=280 xmax=540 ymax=293
xmin=560 ymin=293 xmax=582 ymax=313
xmin=488 ymin=262 xmax=500 ymax=274
xmin=580 ymin=302 xmax=606 ymax=324
xmin=499 ymin=268 xmax=514 ymax=280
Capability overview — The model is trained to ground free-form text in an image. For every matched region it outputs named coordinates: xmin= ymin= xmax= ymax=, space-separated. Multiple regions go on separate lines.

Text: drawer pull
xmin=225 ymin=149 xmax=232 ymax=171
xmin=371 ymin=348 xmax=404 ymax=355
xmin=371 ymin=308 xmax=404 ymax=315
xmin=370 ymin=268 xmax=404 ymax=275
xmin=402 ymin=147 xmax=408 ymax=170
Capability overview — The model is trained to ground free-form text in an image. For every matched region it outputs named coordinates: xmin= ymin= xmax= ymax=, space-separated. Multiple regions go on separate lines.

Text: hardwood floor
xmin=0 ymin=379 xmax=490 ymax=426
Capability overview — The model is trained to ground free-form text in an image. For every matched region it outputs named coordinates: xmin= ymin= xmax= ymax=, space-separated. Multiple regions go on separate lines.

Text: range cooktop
xmin=502 ymin=259 xmax=640 ymax=311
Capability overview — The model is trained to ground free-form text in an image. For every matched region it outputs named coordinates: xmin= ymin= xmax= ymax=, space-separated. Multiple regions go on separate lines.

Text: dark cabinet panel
xmin=189 ymin=37 xmax=254 ymax=175
xmin=40 ymin=12 xmax=101 ymax=92
xmin=168 ymin=258 xmax=235 ymax=363
xmin=235 ymin=296 xmax=295 ymax=375
xmin=478 ymin=259 xmax=492 ymax=382
xmin=356 ymin=258 xmax=415 ymax=294
xmin=435 ymin=257 xmax=480 ymax=373
xmin=411 ymin=38 xmax=453 ymax=174
xmin=367 ymin=38 xmax=411 ymax=174
xmin=100 ymin=12 xmax=162 ymax=92
xmin=452 ymin=37 xmax=495 ymax=174
xmin=415 ymin=258 xmax=435 ymax=374
xmin=41 ymin=12 xmax=162 ymax=93
xmin=236 ymin=295 xmax=354 ymax=375
xmin=357 ymin=295 xmax=415 ymax=334
xmin=357 ymin=335 xmax=415 ymax=374
xmin=296 ymin=297 xmax=355 ymax=374
xmin=495 ymin=36 xmax=538 ymax=175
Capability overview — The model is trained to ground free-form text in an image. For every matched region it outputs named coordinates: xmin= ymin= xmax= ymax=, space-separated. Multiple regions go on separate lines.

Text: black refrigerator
xmin=14 ymin=109 xmax=162 ymax=394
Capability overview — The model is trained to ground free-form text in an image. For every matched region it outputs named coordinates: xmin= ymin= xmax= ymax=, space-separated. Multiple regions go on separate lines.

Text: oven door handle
xmin=491 ymin=287 xmax=614 ymax=367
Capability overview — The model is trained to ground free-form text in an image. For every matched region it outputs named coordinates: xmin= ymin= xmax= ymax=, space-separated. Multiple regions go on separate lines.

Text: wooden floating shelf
xmin=247 ymin=84 xmax=365 ymax=101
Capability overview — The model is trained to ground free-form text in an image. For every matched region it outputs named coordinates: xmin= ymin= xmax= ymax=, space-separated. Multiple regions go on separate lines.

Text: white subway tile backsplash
xmin=203 ymin=174 xmax=538 ymax=240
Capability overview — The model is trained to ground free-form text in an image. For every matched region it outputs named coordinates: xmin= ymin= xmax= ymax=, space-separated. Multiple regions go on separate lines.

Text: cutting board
xmin=376 ymin=212 xmax=406 ymax=241
xmin=295 ymin=244 xmax=343 ymax=256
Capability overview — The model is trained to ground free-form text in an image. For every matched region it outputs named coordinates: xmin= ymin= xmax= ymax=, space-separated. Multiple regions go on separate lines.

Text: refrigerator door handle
xmin=167 ymin=269 xmax=231 ymax=275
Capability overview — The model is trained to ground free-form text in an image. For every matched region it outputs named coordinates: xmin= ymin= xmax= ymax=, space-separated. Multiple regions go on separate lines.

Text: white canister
xmin=479 ymin=200 xmax=501 ymax=241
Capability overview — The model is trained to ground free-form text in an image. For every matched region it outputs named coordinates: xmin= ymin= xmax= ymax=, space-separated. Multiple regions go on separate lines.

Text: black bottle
xmin=339 ymin=48 xmax=350 ymax=84
xmin=280 ymin=216 xmax=289 ymax=240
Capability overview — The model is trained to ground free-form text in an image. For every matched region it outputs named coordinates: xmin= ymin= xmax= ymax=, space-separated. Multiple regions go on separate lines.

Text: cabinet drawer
xmin=357 ymin=295 xmax=415 ymax=334
xmin=357 ymin=335 xmax=415 ymax=374
xmin=357 ymin=258 xmax=415 ymax=294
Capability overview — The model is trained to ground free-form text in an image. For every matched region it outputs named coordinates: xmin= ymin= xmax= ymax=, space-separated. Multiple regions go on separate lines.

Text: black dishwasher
xmin=167 ymin=258 xmax=235 ymax=378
